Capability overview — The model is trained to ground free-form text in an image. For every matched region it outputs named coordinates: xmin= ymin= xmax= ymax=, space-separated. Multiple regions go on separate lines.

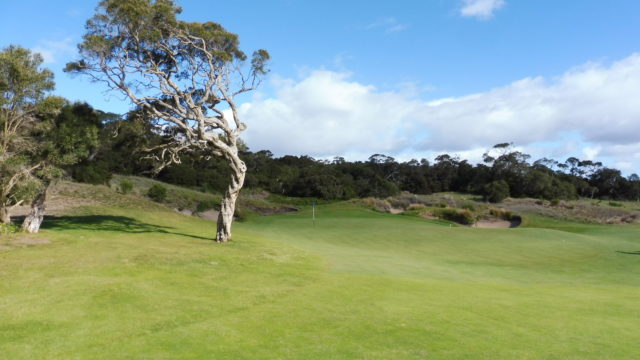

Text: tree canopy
xmin=66 ymin=0 xmax=269 ymax=242
xmin=0 ymin=45 xmax=54 ymax=224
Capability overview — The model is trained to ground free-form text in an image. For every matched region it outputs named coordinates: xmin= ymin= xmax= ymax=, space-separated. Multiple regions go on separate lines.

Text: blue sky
xmin=2 ymin=0 xmax=640 ymax=174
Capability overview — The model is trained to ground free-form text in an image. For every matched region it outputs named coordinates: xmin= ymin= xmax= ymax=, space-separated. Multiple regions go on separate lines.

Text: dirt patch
xmin=174 ymin=208 xmax=194 ymax=216
xmin=0 ymin=237 xmax=51 ymax=250
xmin=197 ymin=209 xmax=220 ymax=221
xmin=10 ymin=182 xmax=99 ymax=219
xmin=14 ymin=237 xmax=51 ymax=245
xmin=389 ymin=207 xmax=404 ymax=214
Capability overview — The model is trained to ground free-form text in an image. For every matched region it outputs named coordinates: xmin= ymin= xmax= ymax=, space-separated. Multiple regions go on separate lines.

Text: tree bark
xmin=21 ymin=183 xmax=48 ymax=234
xmin=215 ymin=157 xmax=246 ymax=243
xmin=0 ymin=205 xmax=10 ymax=225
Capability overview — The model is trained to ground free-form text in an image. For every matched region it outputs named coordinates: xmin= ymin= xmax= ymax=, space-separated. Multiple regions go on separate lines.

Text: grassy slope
xmin=1 ymin=189 xmax=639 ymax=359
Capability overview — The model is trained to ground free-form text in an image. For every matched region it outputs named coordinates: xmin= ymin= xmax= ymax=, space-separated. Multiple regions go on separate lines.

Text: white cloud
xmin=417 ymin=54 xmax=640 ymax=151
xmin=364 ymin=17 xmax=408 ymax=33
xmin=241 ymin=70 xmax=419 ymax=157
xmin=32 ymin=38 xmax=75 ymax=64
xmin=460 ymin=0 xmax=506 ymax=19
xmin=240 ymin=53 xmax=640 ymax=173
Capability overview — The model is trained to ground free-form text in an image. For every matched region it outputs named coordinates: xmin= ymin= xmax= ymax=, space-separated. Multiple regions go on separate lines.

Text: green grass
xmin=1 ymin=197 xmax=639 ymax=359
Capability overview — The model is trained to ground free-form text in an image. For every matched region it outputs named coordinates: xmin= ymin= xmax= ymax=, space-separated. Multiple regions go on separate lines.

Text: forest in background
xmin=71 ymin=104 xmax=640 ymax=203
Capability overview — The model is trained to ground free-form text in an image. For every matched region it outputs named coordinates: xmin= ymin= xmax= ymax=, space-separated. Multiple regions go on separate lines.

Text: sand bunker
xmin=474 ymin=217 xmax=521 ymax=228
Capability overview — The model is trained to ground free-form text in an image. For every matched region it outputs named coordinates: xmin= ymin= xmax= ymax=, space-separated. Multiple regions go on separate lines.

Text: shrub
xmin=71 ymin=163 xmax=112 ymax=185
xmin=407 ymin=204 xmax=426 ymax=211
xmin=196 ymin=199 xmax=218 ymax=213
xmin=119 ymin=179 xmax=134 ymax=194
xmin=483 ymin=180 xmax=509 ymax=203
xmin=147 ymin=184 xmax=167 ymax=202
xmin=489 ymin=208 xmax=513 ymax=220
xmin=609 ymin=201 xmax=623 ymax=207
xmin=0 ymin=222 xmax=19 ymax=234
xmin=535 ymin=200 xmax=545 ymax=205
xmin=461 ymin=202 xmax=476 ymax=211
xmin=234 ymin=206 xmax=247 ymax=222
xmin=434 ymin=202 xmax=447 ymax=208
xmin=434 ymin=208 xmax=476 ymax=225
xmin=388 ymin=197 xmax=412 ymax=210
xmin=550 ymin=199 xmax=560 ymax=206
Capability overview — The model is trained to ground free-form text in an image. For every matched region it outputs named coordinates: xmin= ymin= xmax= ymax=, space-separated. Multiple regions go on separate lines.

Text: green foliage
xmin=196 ymin=199 xmax=218 ymax=213
xmin=119 ymin=179 xmax=134 ymax=194
xmin=0 ymin=222 xmax=19 ymax=234
xmin=0 ymin=45 xmax=55 ymax=212
xmin=71 ymin=163 xmax=112 ymax=185
xmin=483 ymin=180 xmax=510 ymax=203
xmin=609 ymin=201 xmax=623 ymax=207
xmin=433 ymin=207 xmax=476 ymax=225
xmin=461 ymin=202 xmax=476 ymax=211
xmin=147 ymin=184 xmax=167 ymax=202
xmin=0 ymin=45 xmax=54 ymax=108
xmin=550 ymin=199 xmax=560 ymax=206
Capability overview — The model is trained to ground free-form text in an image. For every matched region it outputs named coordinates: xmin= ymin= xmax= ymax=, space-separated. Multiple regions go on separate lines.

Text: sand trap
xmin=389 ymin=207 xmax=404 ymax=214
xmin=474 ymin=217 xmax=521 ymax=228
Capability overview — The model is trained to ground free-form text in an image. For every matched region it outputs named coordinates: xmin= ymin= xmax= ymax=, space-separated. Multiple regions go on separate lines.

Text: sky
xmin=2 ymin=0 xmax=640 ymax=174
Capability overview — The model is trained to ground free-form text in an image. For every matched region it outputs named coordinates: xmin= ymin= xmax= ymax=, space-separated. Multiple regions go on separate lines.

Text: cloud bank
xmin=240 ymin=53 xmax=640 ymax=172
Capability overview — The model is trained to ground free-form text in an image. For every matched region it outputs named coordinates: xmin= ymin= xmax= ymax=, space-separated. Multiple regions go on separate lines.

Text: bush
xmin=550 ymin=199 xmax=560 ymax=206
xmin=147 ymin=184 xmax=167 ymax=202
xmin=361 ymin=197 xmax=392 ymax=212
xmin=434 ymin=202 xmax=447 ymax=208
xmin=489 ymin=208 xmax=513 ymax=220
xmin=119 ymin=179 xmax=134 ymax=194
xmin=434 ymin=208 xmax=476 ymax=225
xmin=483 ymin=180 xmax=509 ymax=203
xmin=407 ymin=204 xmax=426 ymax=211
xmin=71 ymin=163 xmax=112 ymax=185
xmin=461 ymin=202 xmax=476 ymax=211
xmin=196 ymin=199 xmax=218 ymax=213
xmin=609 ymin=201 xmax=623 ymax=207
xmin=0 ymin=222 xmax=19 ymax=234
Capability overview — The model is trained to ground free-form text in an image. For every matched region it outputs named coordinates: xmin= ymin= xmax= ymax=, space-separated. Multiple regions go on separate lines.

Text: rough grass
xmin=1 ymin=184 xmax=639 ymax=359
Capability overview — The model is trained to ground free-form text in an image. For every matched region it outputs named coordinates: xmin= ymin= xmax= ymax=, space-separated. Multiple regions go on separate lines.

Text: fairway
xmin=1 ymin=203 xmax=640 ymax=359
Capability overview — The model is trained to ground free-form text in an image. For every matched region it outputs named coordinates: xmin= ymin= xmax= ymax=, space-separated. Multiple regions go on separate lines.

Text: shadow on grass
xmin=616 ymin=251 xmax=640 ymax=255
xmin=41 ymin=215 xmax=213 ymax=241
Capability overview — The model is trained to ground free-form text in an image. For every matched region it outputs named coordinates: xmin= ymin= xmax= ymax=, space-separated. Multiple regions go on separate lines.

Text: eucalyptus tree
xmin=66 ymin=0 xmax=269 ymax=242
xmin=0 ymin=45 xmax=54 ymax=224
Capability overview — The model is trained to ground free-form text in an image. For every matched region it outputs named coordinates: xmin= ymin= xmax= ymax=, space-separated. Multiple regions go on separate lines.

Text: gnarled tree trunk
xmin=21 ymin=182 xmax=48 ymax=233
xmin=216 ymin=155 xmax=246 ymax=243
xmin=0 ymin=205 xmax=10 ymax=225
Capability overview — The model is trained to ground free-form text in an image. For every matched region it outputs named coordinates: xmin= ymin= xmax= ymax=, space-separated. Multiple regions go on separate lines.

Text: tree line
xmin=2 ymin=40 xmax=639 ymax=236
xmin=73 ymin=110 xmax=640 ymax=203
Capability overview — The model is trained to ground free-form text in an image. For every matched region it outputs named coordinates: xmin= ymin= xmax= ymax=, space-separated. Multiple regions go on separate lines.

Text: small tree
xmin=483 ymin=180 xmax=510 ymax=203
xmin=147 ymin=184 xmax=167 ymax=202
xmin=21 ymin=101 xmax=100 ymax=233
xmin=0 ymin=45 xmax=54 ymax=224
xmin=66 ymin=0 xmax=269 ymax=242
